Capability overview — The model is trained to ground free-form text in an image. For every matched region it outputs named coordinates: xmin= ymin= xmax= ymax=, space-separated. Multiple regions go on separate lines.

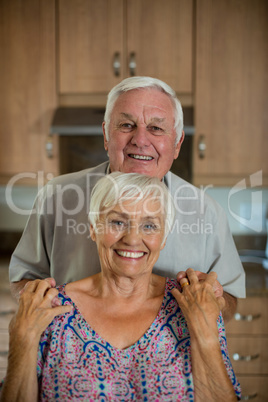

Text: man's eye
xmin=120 ymin=123 xmax=134 ymax=131
xmin=149 ymin=126 xmax=163 ymax=134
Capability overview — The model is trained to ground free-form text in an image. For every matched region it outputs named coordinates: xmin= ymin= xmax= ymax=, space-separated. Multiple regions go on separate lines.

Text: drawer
xmin=238 ymin=375 xmax=268 ymax=402
xmin=226 ymin=297 xmax=268 ymax=335
xmin=0 ymin=329 xmax=8 ymax=375
xmin=227 ymin=337 xmax=268 ymax=374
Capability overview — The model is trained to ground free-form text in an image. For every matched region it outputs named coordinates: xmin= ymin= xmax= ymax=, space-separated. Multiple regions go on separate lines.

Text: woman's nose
xmin=122 ymin=224 xmax=142 ymax=245
xmin=131 ymin=126 xmax=151 ymax=148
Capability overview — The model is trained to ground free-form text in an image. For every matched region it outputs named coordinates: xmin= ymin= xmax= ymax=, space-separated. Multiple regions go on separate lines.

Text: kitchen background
xmin=0 ymin=0 xmax=268 ymax=399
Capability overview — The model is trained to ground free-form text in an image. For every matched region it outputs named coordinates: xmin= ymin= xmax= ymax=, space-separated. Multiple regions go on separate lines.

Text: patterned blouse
xmin=37 ymin=278 xmax=241 ymax=401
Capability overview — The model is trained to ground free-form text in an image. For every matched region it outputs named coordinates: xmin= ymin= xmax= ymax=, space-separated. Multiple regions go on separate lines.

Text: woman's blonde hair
xmin=89 ymin=172 xmax=175 ymax=244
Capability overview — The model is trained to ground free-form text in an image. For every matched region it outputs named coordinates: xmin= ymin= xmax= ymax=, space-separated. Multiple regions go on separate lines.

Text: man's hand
xmin=176 ymin=269 xmax=237 ymax=323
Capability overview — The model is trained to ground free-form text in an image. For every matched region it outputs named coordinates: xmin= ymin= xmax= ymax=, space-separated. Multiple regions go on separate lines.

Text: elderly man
xmin=9 ymin=76 xmax=245 ymax=322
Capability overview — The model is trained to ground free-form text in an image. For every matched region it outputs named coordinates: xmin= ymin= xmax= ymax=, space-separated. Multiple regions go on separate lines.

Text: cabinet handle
xmin=0 ymin=351 xmax=8 ymax=357
xmin=113 ymin=52 xmax=121 ymax=77
xmin=232 ymin=352 xmax=259 ymax=362
xmin=198 ymin=135 xmax=206 ymax=158
xmin=234 ymin=312 xmax=261 ymax=321
xmin=0 ymin=310 xmax=16 ymax=316
xmin=46 ymin=138 xmax=53 ymax=159
xmin=129 ymin=52 xmax=136 ymax=76
xmin=241 ymin=393 xmax=258 ymax=400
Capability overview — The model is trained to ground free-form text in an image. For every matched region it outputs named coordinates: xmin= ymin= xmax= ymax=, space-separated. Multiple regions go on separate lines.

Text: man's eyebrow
xmin=118 ymin=114 xmax=165 ymax=123
xmin=150 ymin=117 xmax=165 ymax=123
xmin=119 ymin=113 xmax=133 ymax=119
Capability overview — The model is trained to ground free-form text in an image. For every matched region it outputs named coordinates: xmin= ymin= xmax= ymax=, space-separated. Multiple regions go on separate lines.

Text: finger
xmin=42 ymin=288 xmax=59 ymax=307
xmin=180 ymin=278 xmax=190 ymax=290
xmin=171 ymin=288 xmax=183 ymax=304
xmin=22 ymin=279 xmax=42 ymax=294
xmin=217 ymin=296 xmax=225 ymax=312
xmin=176 ymin=271 xmax=187 ymax=281
xmin=52 ymin=296 xmax=62 ymax=307
xmin=51 ymin=304 xmax=73 ymax=318
xmin=204 ymin=271 xmax=218 ymax=287
xmin=44 ymin=278 xmax=56 ymax=288
xmin=185 ymin=268 xmax=199 ymax=284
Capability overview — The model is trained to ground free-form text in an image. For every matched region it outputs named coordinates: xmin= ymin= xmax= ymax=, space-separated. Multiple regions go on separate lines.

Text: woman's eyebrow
xmin=106 ymin=210 xmax=129 ymax=219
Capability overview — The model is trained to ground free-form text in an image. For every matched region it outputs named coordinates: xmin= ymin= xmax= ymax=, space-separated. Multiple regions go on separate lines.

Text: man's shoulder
xmin=48 ymin=161 xmax=109 ymax=188
xmin=165 ymin=171 xmax=224 ymax=217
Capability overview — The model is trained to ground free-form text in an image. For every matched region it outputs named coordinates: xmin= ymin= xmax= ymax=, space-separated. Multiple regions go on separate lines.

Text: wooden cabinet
xmin=0 ymin=0 xmax=59 ymax=183
xmin=225 ymin=296 xmax=268 ymax=401
xmin=58 ymin=0 xmax=193 ymax=94
xmin=193 ymin=0 xmax=268 ymax=186
xmin=0 ymin=260 xmax=17 ymax=381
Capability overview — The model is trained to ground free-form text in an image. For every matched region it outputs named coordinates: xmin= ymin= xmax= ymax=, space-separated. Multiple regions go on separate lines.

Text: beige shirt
xmin=9 ymin=161 xmax=245 ymax=298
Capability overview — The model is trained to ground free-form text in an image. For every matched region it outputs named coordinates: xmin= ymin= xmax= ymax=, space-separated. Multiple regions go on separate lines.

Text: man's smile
xmin=128 ymin=154 xmax=154 ymax=161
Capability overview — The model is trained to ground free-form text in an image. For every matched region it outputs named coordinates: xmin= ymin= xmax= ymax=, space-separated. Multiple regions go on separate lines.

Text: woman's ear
xmin=160 ymin=239 xmax=166 ymax=250
xmin=90 ymin=224 xmax=96 ymax=242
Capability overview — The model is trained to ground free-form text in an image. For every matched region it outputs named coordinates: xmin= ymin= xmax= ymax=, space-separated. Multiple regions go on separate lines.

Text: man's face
xmin=103 ymin=88 xmax=184 ymax=180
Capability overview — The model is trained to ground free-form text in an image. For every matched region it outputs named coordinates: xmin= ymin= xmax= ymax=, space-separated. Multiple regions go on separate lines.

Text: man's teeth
xmin=117 ymin=251 xmax=145 ymax=258
xmin=130 ymin=154 xmax=153 ymax=161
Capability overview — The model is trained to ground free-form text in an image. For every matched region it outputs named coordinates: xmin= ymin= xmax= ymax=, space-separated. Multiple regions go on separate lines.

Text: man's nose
xmin=131 ymin=126 xmax=151 ymax=148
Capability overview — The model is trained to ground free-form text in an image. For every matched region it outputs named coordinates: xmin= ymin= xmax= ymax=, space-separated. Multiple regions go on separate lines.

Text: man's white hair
xmin=104 ymin=76 xmax=184 ymax=145
xmin=88 ymin=172 xmax=175 ymax=245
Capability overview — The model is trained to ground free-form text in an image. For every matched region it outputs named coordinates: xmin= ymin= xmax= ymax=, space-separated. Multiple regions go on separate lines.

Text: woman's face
xmin=90 ymin=197 xmax=166 ymax=278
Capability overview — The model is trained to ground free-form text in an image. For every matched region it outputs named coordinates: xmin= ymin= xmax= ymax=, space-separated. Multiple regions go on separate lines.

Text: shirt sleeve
xmin=204 ymin=201 xmax=246 ymax=298
xmin=9 ymin=185 xmax=54 ymax=282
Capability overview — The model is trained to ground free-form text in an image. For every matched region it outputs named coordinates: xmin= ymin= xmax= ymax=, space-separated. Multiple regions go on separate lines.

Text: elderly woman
xmin=1 ymin=172 xmax=241 ymax=401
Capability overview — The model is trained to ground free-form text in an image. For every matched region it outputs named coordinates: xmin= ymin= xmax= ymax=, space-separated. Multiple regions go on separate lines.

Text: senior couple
xmin=1 ymin=77 xmax=244 ymax=400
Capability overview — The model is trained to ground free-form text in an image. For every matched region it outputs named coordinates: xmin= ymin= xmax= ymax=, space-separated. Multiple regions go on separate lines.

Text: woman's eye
xmin=109 ymin=220 xmax=127 ymax=230
xmin=142 ymin=223 xmax=159 ymax=232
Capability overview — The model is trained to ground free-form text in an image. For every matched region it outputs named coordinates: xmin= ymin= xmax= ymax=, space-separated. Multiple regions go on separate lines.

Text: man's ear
xmin=90 ymin=224 xmax=96 ymax=242
xmin=102 ymin=122 xmax=109 ymax=151
xmin=174 ymin=130 xmax=185 ymax=160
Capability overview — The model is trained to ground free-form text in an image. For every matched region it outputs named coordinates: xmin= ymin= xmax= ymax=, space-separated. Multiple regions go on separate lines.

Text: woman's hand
xmin=171 ymin=268 xmax=225 ymax=342
xmin=172 ymin=268 xmax=237 ymax=401
xmin=176 ymin=269 xmax=223 ymax=298
xmin=0 ymin=280 xmax=72 ymax=402
xmin=10 ymin=279 xmax=72 ymax=346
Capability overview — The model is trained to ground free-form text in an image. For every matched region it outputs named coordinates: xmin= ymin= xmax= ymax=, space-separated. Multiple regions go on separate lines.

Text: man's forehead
xmin=118 ymin=112 xmax=166 ymax=121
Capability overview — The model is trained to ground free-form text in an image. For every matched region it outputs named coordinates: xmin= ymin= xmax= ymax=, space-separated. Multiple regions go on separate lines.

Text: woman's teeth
xmin=129 ymin=154 xmax=153 ymax=161
xmin=116 ymin=251 xmax=145 ymax=258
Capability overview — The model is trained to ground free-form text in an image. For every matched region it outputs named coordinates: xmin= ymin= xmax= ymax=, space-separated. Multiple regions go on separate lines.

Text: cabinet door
xmin=193 ymin=0 xmax=268 ymax=186
xmin=0 ymin=0 xmax=58 ymax=182
xmin=127 ymin=0 xmax=193 ymax=93
xmin=58 ymin=0 xmax=124 ymax=93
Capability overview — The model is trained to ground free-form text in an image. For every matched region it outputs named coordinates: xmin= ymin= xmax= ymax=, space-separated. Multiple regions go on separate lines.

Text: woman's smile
xmin=115 ymin=250 xmax=146 ymax=259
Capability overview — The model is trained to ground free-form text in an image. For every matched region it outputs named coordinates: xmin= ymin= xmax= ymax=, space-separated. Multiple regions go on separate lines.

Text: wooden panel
xmin=58 ymin=0 xmax=124 ymax=93
xmin=227 ymin=337 xmax=268 ymax=374
xmin=0 ymin=0 xmax=59 ymax=178
xmin=225 ymin=297 xmax=268 ymax=335
xmin=237 ymin=376 xmax=268 ymax=401
xmin=194 ymin=0 xmax=268 ymax=185
xmin=127 ymin=0 xmax=193 ymax=93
